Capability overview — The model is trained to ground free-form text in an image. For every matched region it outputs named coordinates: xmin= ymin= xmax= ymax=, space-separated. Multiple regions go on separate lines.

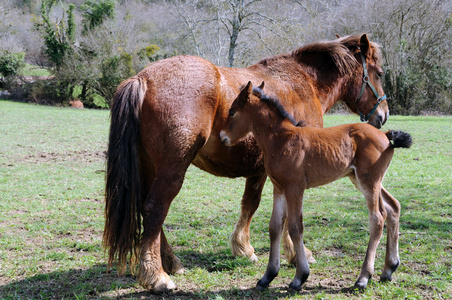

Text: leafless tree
xmin=171 ymin=0 xmax=295 ymax=67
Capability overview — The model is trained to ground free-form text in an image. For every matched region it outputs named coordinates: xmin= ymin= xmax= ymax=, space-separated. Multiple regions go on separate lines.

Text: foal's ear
xmin=360 ymin=33 xmax=370 ymax=56
xmin=258 ymin=81 xmax=265 ymax=90
xmin=238 ymin=81 xmax=253 ymax=103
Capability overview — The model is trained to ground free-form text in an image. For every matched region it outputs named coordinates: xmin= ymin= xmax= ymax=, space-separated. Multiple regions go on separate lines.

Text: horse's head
xmin=219 ymin=81 xmax=260 ymax=146
xmin=342 ymin=34 xmax=389 ymax=128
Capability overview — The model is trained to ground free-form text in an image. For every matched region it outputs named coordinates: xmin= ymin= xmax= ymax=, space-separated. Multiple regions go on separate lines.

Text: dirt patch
xmin=21 ymin=150 xmax=107 ymax=164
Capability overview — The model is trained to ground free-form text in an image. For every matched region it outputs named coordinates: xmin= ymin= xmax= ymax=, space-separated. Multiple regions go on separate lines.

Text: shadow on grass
xmin=0 ymin=251 xmax=354 ymax=299
xmin=0 ymin=264 xmax=137 ymax=299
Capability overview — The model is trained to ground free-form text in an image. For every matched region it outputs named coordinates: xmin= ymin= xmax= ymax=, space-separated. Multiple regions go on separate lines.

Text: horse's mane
xmin=252 ymin=87 xmax=305 ymax=127
xmin=290 ymin=34 xmax=382 ymax=76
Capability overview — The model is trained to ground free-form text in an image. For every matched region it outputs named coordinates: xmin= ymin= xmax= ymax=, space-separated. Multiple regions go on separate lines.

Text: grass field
xmin=0 ymin=99 xmax=450 ymax=299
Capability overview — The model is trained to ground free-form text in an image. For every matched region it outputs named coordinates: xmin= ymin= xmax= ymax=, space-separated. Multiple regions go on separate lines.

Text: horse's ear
xmin=335 ymin=34 xmax=340 ymax=39
xmin=360 ymin=34 xmax=370 ymax=56
xmin=258 ymin=81 xmax=265 ymax=90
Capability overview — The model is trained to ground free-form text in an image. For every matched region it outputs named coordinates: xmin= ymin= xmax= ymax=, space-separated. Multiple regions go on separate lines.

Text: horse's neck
xmin=293 ymin=59 xmax=349 ymax=114
xmin=317 ymin=76 xmax=350 ymax=114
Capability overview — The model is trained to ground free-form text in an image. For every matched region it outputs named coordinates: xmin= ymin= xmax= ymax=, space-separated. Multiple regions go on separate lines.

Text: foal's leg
xmin=285 ymin=187 xmax=309 ymax=291
xmin=231 ymin=173 xmax=267 ymax=261
xmin=351 ymin=178 xmax=387 ymax=290
xmin=380 ymin=186 xmax=401 ymax=282
xmin=256 ymin=187 xmax=286 ymax=290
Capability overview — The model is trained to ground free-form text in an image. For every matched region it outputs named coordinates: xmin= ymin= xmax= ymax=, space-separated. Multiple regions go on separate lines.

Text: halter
xmin=355 ymin=52 xmax=387 ymax=122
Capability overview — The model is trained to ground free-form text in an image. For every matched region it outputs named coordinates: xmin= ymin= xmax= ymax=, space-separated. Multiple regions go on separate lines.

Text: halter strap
xmin=355 ymin=52 xmax=387 ymax=122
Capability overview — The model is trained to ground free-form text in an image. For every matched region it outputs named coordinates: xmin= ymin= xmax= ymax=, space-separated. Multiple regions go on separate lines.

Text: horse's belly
xmin=192 ymin=136 xmax=265 ymax=178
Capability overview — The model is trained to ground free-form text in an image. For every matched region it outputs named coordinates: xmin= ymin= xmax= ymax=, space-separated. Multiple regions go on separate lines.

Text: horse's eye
xmin=228 ymin=110 xmax=235 ymax=117
xmin=377 ymin=72 xmax=383 ymax=78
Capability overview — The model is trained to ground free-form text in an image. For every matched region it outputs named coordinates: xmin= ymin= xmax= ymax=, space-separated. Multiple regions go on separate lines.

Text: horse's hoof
xmin=139 ymin=272 xmax=176 ymax=293
xmin=307 ymin=255 xmax=316 ymax=264
xmin=249 ymin=253 xmax=258 ymax=262
xmin=175 ymin=267 xmax=185 ymax=274
xmin=151 ymin=277 xmax=176 ymax=294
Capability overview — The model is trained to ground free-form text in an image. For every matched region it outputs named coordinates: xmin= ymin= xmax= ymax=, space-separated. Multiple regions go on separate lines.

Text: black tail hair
xmin=104 ymin=77 xmax=145 ymax=274
xmin=386 ymin=130 xmax=412 ymax=148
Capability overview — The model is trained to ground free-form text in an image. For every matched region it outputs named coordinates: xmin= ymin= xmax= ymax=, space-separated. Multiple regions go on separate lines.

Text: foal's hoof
xmin=380 ymin=260 xmax=399 ymax=282
xmin=256 ymin=280 xmax=269 ymax=291
xmin=288 ymin=282 xmax=302 ymax=292
xmin=249 ymin=253 xmax=258 ymax=262
xmin=353 ymin=280 xmax=368 ymax=292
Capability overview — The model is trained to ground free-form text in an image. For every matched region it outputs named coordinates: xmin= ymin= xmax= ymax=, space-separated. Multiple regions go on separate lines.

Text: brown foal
xmin=219 ymin=82 xmax=412 ymax=291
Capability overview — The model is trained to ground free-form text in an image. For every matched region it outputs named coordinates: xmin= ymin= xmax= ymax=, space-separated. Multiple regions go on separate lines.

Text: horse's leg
xmin=138 ymin=165 xmax=189 ymax=292
xmin=256 ymin=187 xmax=286 ymax=290
xmin=380 ymin=186 xmax=401 ymax=282
xmin=140 ymin=151 xmax=184 ymax=276
xmin=160 ymin=228 xmax=184 ymax=274
xmin=350 ymin=176 xmax=387 ymax=290
xmin=231 ymin=173 xmax=267 ymax=261
xmin=283 ymin=220 xmax=316 ymax=265
xmin=285 ymin=186 xmax=309 ymax=291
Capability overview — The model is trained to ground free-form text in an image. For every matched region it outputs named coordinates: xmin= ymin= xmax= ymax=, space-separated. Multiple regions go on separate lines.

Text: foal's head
xmin=220 ymin=81 xmax=303 ymax=146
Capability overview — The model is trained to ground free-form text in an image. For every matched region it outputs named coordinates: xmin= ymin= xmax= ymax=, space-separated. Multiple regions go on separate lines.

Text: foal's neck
xmin=248 ymin=104 xmax=295 ymax=150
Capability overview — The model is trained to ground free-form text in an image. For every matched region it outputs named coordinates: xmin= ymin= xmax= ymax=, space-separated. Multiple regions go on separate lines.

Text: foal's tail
xmin=386 ymin=130 xmax=413 ymax=148
xmin=103 ymin=77 xmax=147 ymax=274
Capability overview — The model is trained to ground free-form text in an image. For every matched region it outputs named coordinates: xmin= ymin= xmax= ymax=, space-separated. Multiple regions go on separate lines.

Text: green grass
xmin=21 ymin=64 xmax=52 ymax=77
xmin=0 ymin=99 xmax=450 ymax=299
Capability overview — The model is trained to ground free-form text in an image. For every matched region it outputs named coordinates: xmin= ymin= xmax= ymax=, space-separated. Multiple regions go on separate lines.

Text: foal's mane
xmin=252 ymin=87 xmax=305 ymax=127
xmin=289 ymin=34 xmax=382 ymax=76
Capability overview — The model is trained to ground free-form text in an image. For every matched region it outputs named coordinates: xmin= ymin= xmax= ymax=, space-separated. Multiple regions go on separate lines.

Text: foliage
xmin=316 ymin=0 xmax=452 ymax=115
xmin=97 ymin=52 xmax=135 ymax=105
xmin=0 ymin=51 xmax=25 ymax=77
xmin=81 ymin=0 xmax=116 ymax=33
xmin=1 ymin=0 xmax=450 ymax=113
xmin=0 ymin=101 xmax=450 ymax=298
xmin=36 ymin=0 xmax=76 ymax=71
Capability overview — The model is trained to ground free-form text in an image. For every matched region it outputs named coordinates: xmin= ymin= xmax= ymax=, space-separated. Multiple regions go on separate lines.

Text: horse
xmin=219 ymin=81 xmax=411 ymax=291
xmin=104 ymin=33 xmax=390 ymax=292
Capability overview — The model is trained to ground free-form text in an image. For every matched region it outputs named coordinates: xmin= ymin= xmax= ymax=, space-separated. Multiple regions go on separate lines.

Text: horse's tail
xmin=386 ymin=130 xmax=413 ymax=149
xmin=103 ymin=77 xmax=147 ymax=274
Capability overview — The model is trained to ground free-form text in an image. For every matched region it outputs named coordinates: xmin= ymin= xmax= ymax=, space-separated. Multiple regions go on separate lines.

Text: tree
xmin=81 ymin=0 xmax=116 ymax=33
xmin=300 ymin=0 xmax=452 ymax=114
xmin=173 ymin=0 xmax=292 ymax=67
xmin=36 ymin=0 xmax=76 ymax=71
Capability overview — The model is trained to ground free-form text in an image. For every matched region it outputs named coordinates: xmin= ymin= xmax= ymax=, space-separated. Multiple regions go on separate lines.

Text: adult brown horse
xmin=104 ymin=34 xmax=389 ymax=292
xmin=219 ymin=82 xmax=411 ymax=291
